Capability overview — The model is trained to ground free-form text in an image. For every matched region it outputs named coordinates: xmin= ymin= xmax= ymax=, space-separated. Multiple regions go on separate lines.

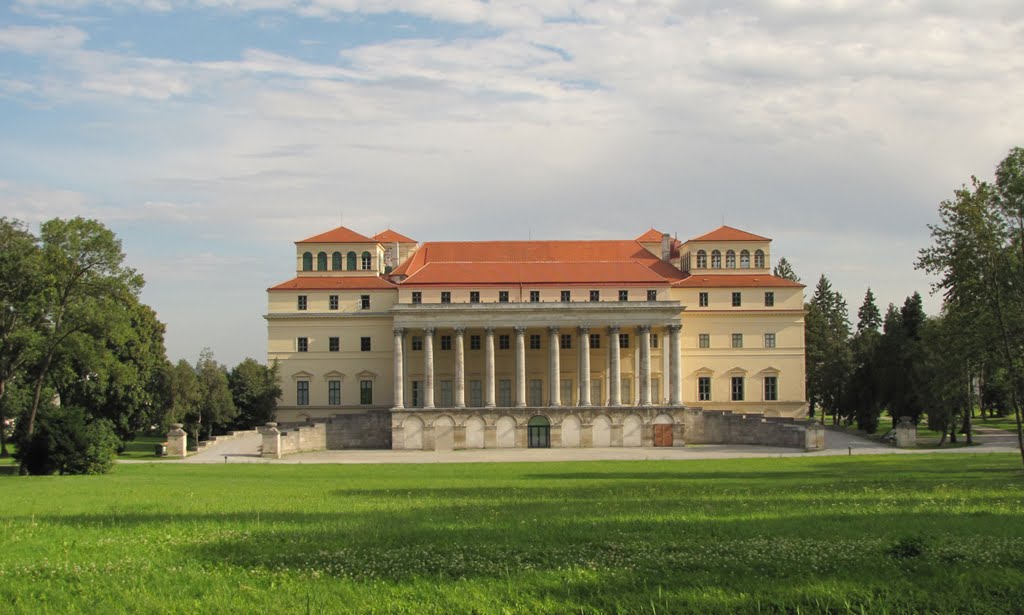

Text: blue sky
xmin=2 ymin=0 xmax=1023 ymax=366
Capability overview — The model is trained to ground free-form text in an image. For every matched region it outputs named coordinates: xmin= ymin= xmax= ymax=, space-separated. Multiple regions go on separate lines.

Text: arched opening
xmin=740 ymin=250 xmax=750 ymax=268
xmin=496 ymin=416 xmax=517 ymax=448
xmin=302 ymin=252 xmax=313 ymax=271
xmin=403 ymin=416 xmax=424 ymax=450
xmin=527 ymin=415 xmax=550 ymax=448
xmin=332 ymin=251 xmax=342 ymax=270
xmin=433 ymin=415 xmax=455 ymax=451
xmin=653 ymin=413 xmax=674 ymax=447
xmin=592 ymin=414 xmax=612 ymax=447
xmin=561 ymin=415 xmax=581 ymax=448
xmin=696 ymin=250 xmax=707 ymax=268
xmin=754 ymin=249 xmax=765 ymax=268
xmin=725 ymin=250 xmax=736 ymax=268
xmin=347 ymin=251 xmax=357 ymax=270
xmin=622 ymin=415 xmax=643 ymax=447
xmin=465 ymin=416 xmax=485 ymax=449
xmin=317 ymin=251 xmax=328 ymax=271
xmin=361 ymin=251 xmax=372 ymax=270
xmin=711 ymin=250 xmax=722 ymax=269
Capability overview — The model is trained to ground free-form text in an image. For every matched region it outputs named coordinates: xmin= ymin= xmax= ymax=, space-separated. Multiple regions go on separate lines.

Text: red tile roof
xmin=373 ymin=229 xmax=417 ymax=244
xmin=688 ymin=226 xmax=770 ymax=242
xmin=398 ymin=240 xmax=683 ymax=286
xmin=268 ymin=276 xmax=397 ymax=291
xmin=635 ymin=228 xmax=666 ymax=242
xmin=672 ymin=274 xmax=804 ymax=288
xmin=297 ymin=226 xmax=377 ymax=244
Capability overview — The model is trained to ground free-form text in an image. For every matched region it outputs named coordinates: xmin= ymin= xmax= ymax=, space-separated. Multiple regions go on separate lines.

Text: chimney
xmin=661 ymin=233 xmax=671 ymax=262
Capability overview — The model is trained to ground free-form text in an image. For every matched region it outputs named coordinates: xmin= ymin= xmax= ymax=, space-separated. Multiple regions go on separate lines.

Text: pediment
xmin=291 ymin=370 xmax=314 ymax=380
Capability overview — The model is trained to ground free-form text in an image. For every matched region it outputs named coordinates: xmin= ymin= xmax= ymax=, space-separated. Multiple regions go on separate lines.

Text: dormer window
xmin=726 ymin=250 xmax=736 ymax=268
xmin=755 ymin=249 xmax=765 ymax=268
xmin=302 ymin=252 xmax=313 ymax=271
xmin=441 ymin=292 xmax=451 ymax=304
xmin=347 ymin=251 xmax=357 ymax=270
xmin=361 ymin=251 xmax=372 ymax=270
xmin=740 ymin=250 xmax=750 ymax=268
xmin=317 ymin=252 xmax=328 ymax=271
xmin=711 ymin=250 xmax=722 ymax=268
xmin=332 ymin=251 xmax=342 ymax=270
xmin=696 ymin=250 xmax=707 ymax=268
xmin=499 ymin=291 xmax=509 ymax=303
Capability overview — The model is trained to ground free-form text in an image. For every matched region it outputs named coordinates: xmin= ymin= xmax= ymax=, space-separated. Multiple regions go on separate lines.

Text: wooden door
xmin=653 ymin=424 xmax=673 ymax=447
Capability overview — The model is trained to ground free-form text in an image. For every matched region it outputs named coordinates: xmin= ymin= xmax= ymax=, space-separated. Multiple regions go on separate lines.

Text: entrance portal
xmin=653 ymin=424 xmax=673 ymax=447
xmin=527 ymin=415 xmax=550 ymax=448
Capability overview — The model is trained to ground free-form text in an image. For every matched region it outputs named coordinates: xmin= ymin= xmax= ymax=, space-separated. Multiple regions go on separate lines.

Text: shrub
xmin=16 ymin=406 xmax=120 ymax=475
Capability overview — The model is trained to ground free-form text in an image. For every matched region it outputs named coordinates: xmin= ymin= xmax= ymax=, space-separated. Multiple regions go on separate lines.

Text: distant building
xmin=266 ymin=225 xmax=807 ymax=450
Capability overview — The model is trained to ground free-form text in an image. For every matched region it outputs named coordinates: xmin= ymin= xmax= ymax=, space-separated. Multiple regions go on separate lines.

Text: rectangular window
xmin=589 ymin=333 xmax=600 ymax=349
xmin=732 ymin=333 xmax=743 ymax=349
xmin=470 ymin=380 xmax=483 ymax=407
xmin=297 ymin=381 xmax=309 ymax=406
xmin=732 ymin=292 xmax=742 ymax=307
xmin=699 ymin=333 xmax=710 ymax=349
xmin=560 ymin=334 xmax=572 ymax=349
xmin=647 ymin=289 xmax=658 ymax=301
xmin=619 ymin=334 xmax=630 ymax=349
xmin=764 ymin=333 xmax=776 ymax=348
xmin=411 ymin=336 xmax=423 ymax=351
xmin=329 ymin=337 xmax=339 ymax=352
xmin=652 ymin=378 xmax=661 ymax=404
xmin=297 ymin=337 xmax=308 ymax=352
xmin=329 ymin=295 xmax=339 ymax=310
xmin=764 ymin=292 xmax=775 ymax=307
xmin=498 ymin=379 xmax=512 ymax=407
xmin=530 ymin=334 xmax=541 ymax=350
xmin=731 ymin=376 xmax=744 ymax=401
xmin=440 ymin=335 xmax=452 ymax=350
xmin=618 ymin=290 xmax=629 ymax=301
xmin=651 ymin=333 xmax=659 ymax=349
xmin=470 ymin=334 xmax=481 ymax=350
xmin=328 ymin=380 xmax=341 ymax=405
xmin=360 ymin=380 xmax=373 ymax=405
xmin=411 ymin=291 xmax=422 ymax=304
xmin=621 ymin=378 xmax=632 ymax=405
xmin=590 ymin=290 xmax=600 ymax=302
xmin=297 ymin=295 xmax=307 ymax=311
xmin=499 ymin=291 xmax=509 ymax=303
xmin=561 ymin=290 xmax=571 ymax=302
xmin=764 ymin=376 xmax=778 ymax=401
xmin=560 ymin=379 xmax=573 ymax=406
xmin=360 ymin=337 xmax=371 ymax=352
xmin=499 ymin=334 xmax=510 ymax=350
xmin=360 ymin=295 xmax=370 ymax=310
xmin=530 ymin=290 xmax=540 ymax=303
xmin=529 ymin=379 xmax=543 ymax=406
xmin=440 ymin=380 xmax=453 ymax=407
xmin=440 ymin=291 xmax=451 ymax=304
xmin=470 ymin=291 xmax=480 ymax=303
xmin=411 ymin=381 xmax=421 ymax=408
xmin=698 ymin=376 xmax=711 ymax=401
xmin=699 ymin=292 xmax=709 ymax=307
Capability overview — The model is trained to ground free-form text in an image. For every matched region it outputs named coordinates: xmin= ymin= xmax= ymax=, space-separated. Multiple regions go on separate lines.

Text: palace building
xmin=265 ymin=225 xmax=809 ymax=451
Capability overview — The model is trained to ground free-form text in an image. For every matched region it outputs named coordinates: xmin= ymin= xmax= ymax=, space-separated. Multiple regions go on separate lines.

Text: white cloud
xmin=0 ymin=25 xmax=87 ymax=53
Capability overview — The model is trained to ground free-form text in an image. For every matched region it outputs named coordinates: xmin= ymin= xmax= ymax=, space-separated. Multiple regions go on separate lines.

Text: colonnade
xmin=393 ymin=324 xmax=683 ymax=409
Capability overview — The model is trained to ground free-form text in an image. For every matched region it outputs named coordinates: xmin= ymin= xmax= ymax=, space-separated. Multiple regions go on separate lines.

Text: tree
xmin=857 ymin=288 xmax=882 ymax=333
xmin=188 ymin=348 xmax=237 ymax=442
xmin=228 ymin=358 xmax=281 ymax=430
xmin=773 ymin=257 xmax=801 ymax=282
xmin=805 ymin=274 xmax=852 ymax=424
xmin=14 ymin=405 xmax=119 ymax=475
xmin=848 ymin=289 xmax=884 ymax=432
xmin=166 ymin=359 xmax=199 ymax=429
xmin=0 ymin=218 xmax=45 ymax=456
xmin=22 ymin=218 xmax=143 ymax=462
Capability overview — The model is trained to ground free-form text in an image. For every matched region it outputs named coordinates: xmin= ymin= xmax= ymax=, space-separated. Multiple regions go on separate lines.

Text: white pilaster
xmin=392 ymin=328 xmax=405 ymax=409
xmin=548 ymin=326 xmax=561 ymax=406
xmin=454 ymin=327 xmax=466 ymax=408
xmin=515 ymin=326 xmax=527 ymax=407
xmin=668 ymin=324 xmax=682 ymax=406
xmin=423 ymin=327 xmax=435 ymax=409
xmin=638 ymin=325 xmax=651 ymax=406
xmin=578 ymin=326 xmax=591 ymax=406
xmin=609 ymin=325 xmax=621 ymax=406
xmin=484 ymin=327 xmax=496 ymax=408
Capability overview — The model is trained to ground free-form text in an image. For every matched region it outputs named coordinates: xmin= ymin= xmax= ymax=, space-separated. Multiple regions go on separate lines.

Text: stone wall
xmin=681 ymin=409 xmax=813 ymax=449
xmin=326 ymin=410 xmax=392 ymax=449
xmin=260 ymin=422 xmax=327 ymax=458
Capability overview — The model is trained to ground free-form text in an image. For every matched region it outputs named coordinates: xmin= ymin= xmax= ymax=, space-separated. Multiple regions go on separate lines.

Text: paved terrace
xmin=143 ymin=426 xmax=1021 ymax=465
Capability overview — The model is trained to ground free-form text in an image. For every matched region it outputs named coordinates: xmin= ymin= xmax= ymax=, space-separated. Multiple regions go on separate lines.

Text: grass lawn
xmin=2 ymin=455 xmax=1023 ymax=614
xmin=117 ymin=434 xmax=175 ymax=461
xmin=976 ymin=415 xmax=1023 ymax=433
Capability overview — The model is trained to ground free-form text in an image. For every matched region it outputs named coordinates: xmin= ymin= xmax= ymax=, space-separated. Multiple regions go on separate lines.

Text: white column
xmin=638 ymin=325 xmax=652 ymax=406
xmin=454 ymin=327 xmax=466 ymax=408
xmin=549 ymin=326 xmax=561 ymax=406
xmin=515 ymin=326 xmax=527 ymax=407
xmin=484 ymin=327 xmax=496 ymax=408
xmin=423 ymin=327 xmax=435 ymax=409
xmin=609 ymin=325 xmax=621 ymax=406
xmin=392 ymin=328 xmax=405 ymax=409
xmin=668 ymin=324 xmax=682 ymax=406
xmin=578 ymin=326 xmax=591 ymax=406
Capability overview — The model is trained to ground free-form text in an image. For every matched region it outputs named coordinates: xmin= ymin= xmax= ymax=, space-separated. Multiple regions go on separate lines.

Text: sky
xmin=2 ymin=0 xmax=1022 ymax=367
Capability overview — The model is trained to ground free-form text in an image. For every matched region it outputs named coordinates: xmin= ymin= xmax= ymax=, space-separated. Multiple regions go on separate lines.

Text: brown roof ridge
xmin=297 ymin=225 xmax=377 ymax=244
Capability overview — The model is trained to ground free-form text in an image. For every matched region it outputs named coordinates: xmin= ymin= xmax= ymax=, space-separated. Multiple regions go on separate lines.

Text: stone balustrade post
xmin=166 ymin=423 xmax=188 ymax=458
xmin=895 ymin=417 xmax=917 ymax=448
xmin=260 ymin=422 xmax=282 ymax=459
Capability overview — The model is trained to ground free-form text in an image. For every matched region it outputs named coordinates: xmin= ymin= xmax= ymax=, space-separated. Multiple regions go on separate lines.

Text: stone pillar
xmin=454 ymin=327 xmax=466 ymax=408
xmin=515 ymin=326 xmax=527 ymax=407
xmin=259 ymin=422 xmax=281 ymax=459
xmin=423 ymin=327 xmax=435 ymax=409
xmin=166 ymin=423 xmax=188 ymax=458
xmin=638 ymin=325 xmax=652 ymax=406
xmin=549 ymin=326 xmax=561 ymax=406
xmin=578 ymin=326 xmax=591 ymax=406
xmin=608 ymin=325 xmax=621 ymax=406
xmin=895 ymin=417 xmax=917 ymax=448
xmin=805 ymin=421 xmax=826 ymax=451
xmin=668 ymin=324 xmax=682 ymax=406
xmin=393 ymin=328 xmax=405 ymax=409
xmin=484 ymin=327 xmax=496 ymax=407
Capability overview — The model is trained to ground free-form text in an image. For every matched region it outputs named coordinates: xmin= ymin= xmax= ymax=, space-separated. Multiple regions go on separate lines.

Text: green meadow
xmin=2 ymin=454 xmax=1023 ymax=614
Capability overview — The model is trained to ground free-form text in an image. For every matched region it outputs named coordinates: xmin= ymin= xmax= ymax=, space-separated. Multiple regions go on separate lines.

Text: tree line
xmin=0 ymin=217 xmax=280 ymax=474
xmin=800 ymin=147 xmax=1024 ymax=466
